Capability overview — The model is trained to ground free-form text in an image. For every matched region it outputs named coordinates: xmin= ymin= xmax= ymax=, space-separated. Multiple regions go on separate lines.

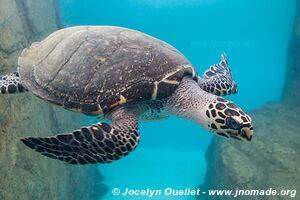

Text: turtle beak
xmin=240 ymin=127 xmax=253 ymax=141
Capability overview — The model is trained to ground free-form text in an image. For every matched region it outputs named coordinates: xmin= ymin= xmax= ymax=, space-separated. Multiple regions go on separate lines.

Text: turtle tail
xmin=0 ymin=71 xmax=27 ymax=94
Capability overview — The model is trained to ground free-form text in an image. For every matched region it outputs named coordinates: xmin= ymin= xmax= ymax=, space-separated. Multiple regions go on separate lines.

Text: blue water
xmin=60 ymin=0 xmax=296 ymax=199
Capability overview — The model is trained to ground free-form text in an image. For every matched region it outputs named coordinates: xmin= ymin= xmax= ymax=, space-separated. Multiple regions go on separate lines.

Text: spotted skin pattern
xmin=198 ymin=54 xmax=237 ymax=96
xmin=0 ymin=71 xmax=26 ymax=94
xmin=206 ymin=97 xmax=253 ymax=141
xmin=21 ymin=108 xmax=139 ymax=164
xmin=132 ymin=100 xmax=168 ymax=121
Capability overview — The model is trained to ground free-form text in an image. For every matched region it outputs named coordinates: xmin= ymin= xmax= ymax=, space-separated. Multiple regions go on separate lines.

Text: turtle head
xmin=165 ymin=77 xmax=253 ymax=141
xmin=204 ymin=97 xmax=253 ymax=141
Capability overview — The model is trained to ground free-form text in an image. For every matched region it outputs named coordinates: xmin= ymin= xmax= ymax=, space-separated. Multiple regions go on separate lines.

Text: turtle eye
xmin=226 ymin=117 xmax=241 ymax=130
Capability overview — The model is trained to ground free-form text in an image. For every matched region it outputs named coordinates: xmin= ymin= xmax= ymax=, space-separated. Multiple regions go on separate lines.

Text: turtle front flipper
xmin=21 ymin=108 xmax=140 ymax=164
xmin=198 ymin=54 xmax=238 ymax=96
xmin=0 ymin=71 xmax=27 ymax=94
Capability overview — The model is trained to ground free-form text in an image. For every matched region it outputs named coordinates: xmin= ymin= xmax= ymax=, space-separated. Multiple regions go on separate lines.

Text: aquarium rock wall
xmin=283 ymin=1 xmax=300 ymax=104
xmin=0 ymin=0 xmax=106 ymax=199
xmin=200 ymin=1 xmax=300 ymax=200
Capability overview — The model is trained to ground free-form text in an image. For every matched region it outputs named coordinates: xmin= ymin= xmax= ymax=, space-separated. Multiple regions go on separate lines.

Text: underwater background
xmin=0 ymin=0 xmax=299 ymax=200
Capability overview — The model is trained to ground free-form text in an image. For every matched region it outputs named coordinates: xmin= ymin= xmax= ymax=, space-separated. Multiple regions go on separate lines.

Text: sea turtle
xmin=0 ymin=26 xmax=253 ymax=165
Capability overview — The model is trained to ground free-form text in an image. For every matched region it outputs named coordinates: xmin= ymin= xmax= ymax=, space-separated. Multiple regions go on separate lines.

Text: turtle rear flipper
xmin=21 ymin=108 xmax=140 ymax=164
xmin=0 ymin=71 xmax=27 ymax=94
xmin=198 ymin=54 xmax=238 ymax=96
